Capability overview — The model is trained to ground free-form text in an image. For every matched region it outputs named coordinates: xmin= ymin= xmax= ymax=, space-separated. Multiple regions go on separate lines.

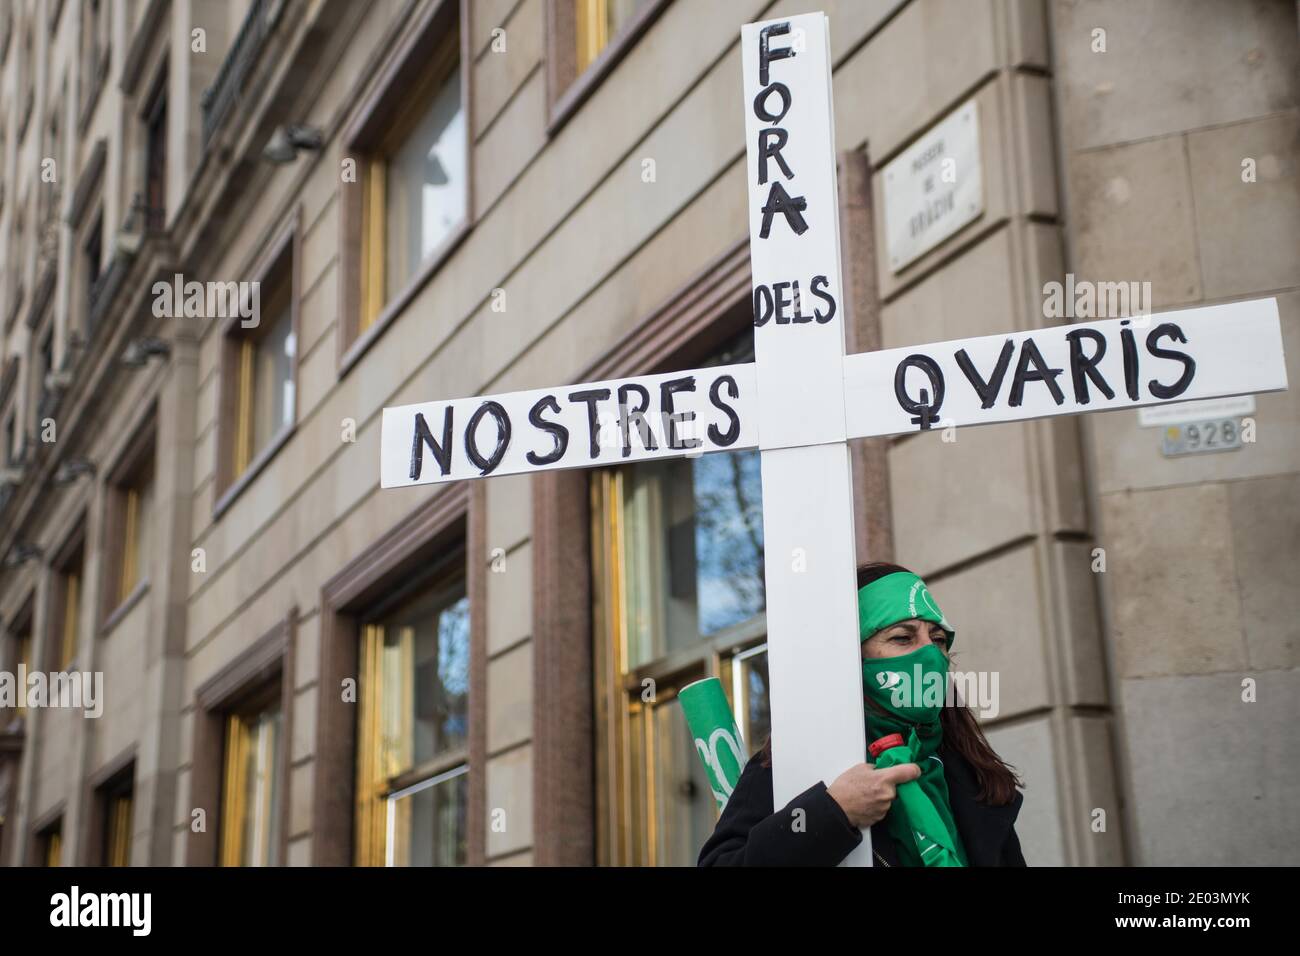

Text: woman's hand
xmin=826 ymin=762 xmax=922 ymax=829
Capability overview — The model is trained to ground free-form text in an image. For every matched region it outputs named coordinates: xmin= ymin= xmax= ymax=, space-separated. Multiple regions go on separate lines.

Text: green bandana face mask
xmin=861 ymin=642 xmax=951 ymax=724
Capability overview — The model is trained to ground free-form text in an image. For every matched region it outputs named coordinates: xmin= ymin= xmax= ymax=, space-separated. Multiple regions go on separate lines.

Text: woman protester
xmin=698 ymin=562 xmax=1026 ymax=867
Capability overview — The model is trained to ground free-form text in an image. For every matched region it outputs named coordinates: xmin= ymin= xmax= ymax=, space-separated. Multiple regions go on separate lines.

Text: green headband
xmin=858 ymin=572 xmax=955 ymax=647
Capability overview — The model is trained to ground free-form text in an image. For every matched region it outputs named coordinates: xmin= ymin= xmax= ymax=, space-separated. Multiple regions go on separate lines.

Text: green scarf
xmin=859 ymin=573 xmax=968 ymax=867
xmin=858 ymin=571 xmax=955 ymax=647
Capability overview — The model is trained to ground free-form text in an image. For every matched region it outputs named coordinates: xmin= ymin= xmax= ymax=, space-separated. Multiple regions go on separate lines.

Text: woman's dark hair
xmin=757 ymin=561 xmax=1023 ymax=807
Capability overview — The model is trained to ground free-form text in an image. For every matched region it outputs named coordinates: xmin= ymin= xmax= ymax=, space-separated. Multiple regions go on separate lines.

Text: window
xmin=142 ymin=68 xmax=167 ymax=232
xmin=230 ymin=277 xmax=294 ymax=475
xmin=0 ymin=760 xmax=13 ymax=863
xmin=39 ymin=331 xmax=53 ymax=376
xmin=0 ymin=6 xmax=11 ymax=65
xmin=315 ymin=486 xmax=478 ymax=866
xmin=59 ymin=565 xmax=81 ymax=669
xmin=546 ymin=0 xmax=667 ymax=130
xmin=354 ymin=558 xmax=470 ymax=866
xmin=104 ymin=422 xmax=155 ymax=621
xmin=53 ymin=543 xmax=85 ymax=671
xmin=0 ymin=407 xmax=14 ymax=511
xmin=79 ymin=0 xmax=110 ymax=123
xmin=38 ymin=820 xmax=62 ymax=866
xmin=35 ymin=328 xmax=53 ymax=419
xmin=591 ymin=329 xmax=770 ymax=865
xmin=375 ymin=63 xmax=466 ymax=313
xmin=18 ymin=24 xmax=33 ymax=140
xmin=82 ymin=209 xmax=103 ymax=335
xmin=340 ymin=0 xmax=469 ymax=365
xmin=216 ymin=219 xmax=298 ymax=507
xmin=576 ymin=0 xmax=645 ymax=72
xmin=11 ymin=621 xmax=32 ymax=718
xmin=98 ymin=771 xmax=134 ymax=866
xmin=189 ymin=617 xmax=293 ymax=867
xmin=220 ymin=698 xmax=282 ymax=866
xmin=119 ymin=467 xmax=154 ymax=603
xmin=2 ymin=412 xmax=15 ymax=467
xmin=8 ymin=207 xmax=25 ymax=322
xmin=41 ymin=90 xmax=64 ymax=249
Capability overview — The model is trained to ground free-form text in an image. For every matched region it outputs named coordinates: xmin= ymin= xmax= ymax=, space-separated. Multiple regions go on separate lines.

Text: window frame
xmin=78 ymin=0 xmax=112 ymax=132
xmin=588 ymin=304 xmax=769 ymax=866
xmin=28 ymin=307 xmax=54 ymax=433
xmin=212 ymin=208 xmax=302 ymax=519
xmin=79 ymin=206 xmax=104 ymax=344
xmin=336 ymin=0 xmax=473 ymax=377
xmin=6 ymin=201 xmax=26 ymax=334
xmin=0 ymin=356 xmax=20 ymax=469
xmin=0 ymin=6 xmax=11 ymax=66
xmin=46 ymin=522 xmax=87 ymax=673
xmin=87 ymin=751 xmax=135 ymax=866
xmin=30 ymin=805 xmax=64 ymax=867
xmin=219 ymin=688 xmax=284 ymax=867
xmin=39 ymin=81 xmax=65 ymax=256
xmin=140 ymin=58 xmax=168 ymax=234
xmin=544 ymin=0 xmax=670 ymax=135
xmin=67 ymin=139 xmax=107 ymax=343
xmin=5 ymin=595 xmax=35 ymax=724
xmin=590 ymin=476 xmax=770 ymax=865
xmin=1 ymin=408 xmax=16 ymax=471
xmin=315 ymin=482 xmax=486 ymax=866
xmin=353 ymin=550 xmax=471 ymax=867
xmin=99 ymin=405 xmax=157 ymax=633
xmin=18 ymin=21 xmax=34 ymax=142
xmin=187 ymin=611 xmax=296 ymax=867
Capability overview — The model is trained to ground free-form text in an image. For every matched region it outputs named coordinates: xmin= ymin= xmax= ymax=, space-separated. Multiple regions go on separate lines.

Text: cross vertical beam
xmin=741 ymin=13 xmax=872 ymax=865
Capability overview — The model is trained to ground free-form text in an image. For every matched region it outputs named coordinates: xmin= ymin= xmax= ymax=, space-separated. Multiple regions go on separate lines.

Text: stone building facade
xmin=0 ymin=0 xmax=1295 ymax=867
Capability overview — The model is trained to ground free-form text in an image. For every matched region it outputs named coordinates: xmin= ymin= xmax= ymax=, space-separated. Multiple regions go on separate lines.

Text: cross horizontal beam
xmin=380 ymin=298 xmax=1286 ymax=488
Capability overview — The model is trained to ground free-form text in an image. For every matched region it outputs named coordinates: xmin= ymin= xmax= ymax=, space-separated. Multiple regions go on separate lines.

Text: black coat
xmin=698 ymin=738 xmax=1027 ymax=867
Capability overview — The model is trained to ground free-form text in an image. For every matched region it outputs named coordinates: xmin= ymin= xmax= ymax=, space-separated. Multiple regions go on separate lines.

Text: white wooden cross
xmin=380 ymin=12 xmax=1289 ymax=866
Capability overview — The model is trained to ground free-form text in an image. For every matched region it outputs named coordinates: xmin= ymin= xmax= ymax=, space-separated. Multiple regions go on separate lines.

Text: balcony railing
xmin=200 ymin=0 xmax=273 ymax=147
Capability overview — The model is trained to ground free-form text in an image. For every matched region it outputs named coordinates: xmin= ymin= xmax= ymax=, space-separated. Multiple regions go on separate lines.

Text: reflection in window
xmin=384 ymin=766 xmax=467 ymax=867
xmin=622 ymin=448 xmax=765 ymax=670
xmin=721 ymin=644 xmax=771 ymax=754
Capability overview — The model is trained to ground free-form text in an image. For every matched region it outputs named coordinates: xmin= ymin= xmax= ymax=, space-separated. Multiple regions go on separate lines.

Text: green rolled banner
xmin=679 ymin=677 xmax=747 ymax=810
